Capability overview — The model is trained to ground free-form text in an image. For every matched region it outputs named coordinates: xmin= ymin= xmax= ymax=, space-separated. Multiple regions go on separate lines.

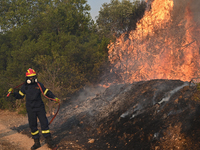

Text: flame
xmin=108 ymin=0 xmax=200 ymax=83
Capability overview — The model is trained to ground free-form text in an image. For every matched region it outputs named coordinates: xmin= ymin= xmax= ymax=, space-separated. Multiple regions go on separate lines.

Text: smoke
xmin=120 ymin=81 xmax=190 ymax=119
xmin=189 ymin=0 xmax=200 ymax=26
xmin=158 ymin=82 xmax=189 ymax=105
xmin=70 ymin=85 xmax=106 ymax=103
xmin=173 ymin=0 xmax=200 ymax=25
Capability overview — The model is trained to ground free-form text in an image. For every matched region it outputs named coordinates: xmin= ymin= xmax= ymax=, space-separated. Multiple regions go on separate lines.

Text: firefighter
xmin=8 ymin=68 xmax=60 ymax=150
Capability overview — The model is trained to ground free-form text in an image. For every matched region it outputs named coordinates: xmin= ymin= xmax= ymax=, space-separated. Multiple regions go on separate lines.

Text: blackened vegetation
xmin=17 ymin=79 xmax=200 ymax=150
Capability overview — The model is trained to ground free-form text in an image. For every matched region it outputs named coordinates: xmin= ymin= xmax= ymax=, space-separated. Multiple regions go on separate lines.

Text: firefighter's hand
xmin=7 ymin=88 xmax=14 ymax=97
xmin=55 ymin=97 xmax=60 ymax=103
xmin=8 ymin=88 xmax=14 ymax=94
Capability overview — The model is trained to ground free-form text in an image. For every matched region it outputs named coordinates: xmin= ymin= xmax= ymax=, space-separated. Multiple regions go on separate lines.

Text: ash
xmin=36 ymin=79 xmax=200 ymax=150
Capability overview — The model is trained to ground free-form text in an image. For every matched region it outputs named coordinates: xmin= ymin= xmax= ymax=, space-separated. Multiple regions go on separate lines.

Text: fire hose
xmin=6 ymin=82 xmax=60 ymax=125
xmin=6 ymin=82 xmax=25 ymax=97
xmin=37 ymin=82 xmax=60 ymax=125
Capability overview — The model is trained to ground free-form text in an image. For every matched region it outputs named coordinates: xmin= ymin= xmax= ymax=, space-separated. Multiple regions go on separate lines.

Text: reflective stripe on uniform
xmin=44 ymin=89 xmax=49 ymax=95
xmin=31 ymin=130 xmax=39 ymax=135
xmin=42 ymin=130 xmax=50 ymax=134
xmin=19 ymin=91 xmax=24 ymax=96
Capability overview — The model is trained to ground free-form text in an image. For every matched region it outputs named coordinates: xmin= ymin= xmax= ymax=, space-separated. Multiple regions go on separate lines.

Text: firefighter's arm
xmin=44 ymin=89 xmax=60 ymax=103
xmin=43 ymin=88 xmax=55 ymax=98
xmin=14 ymin=85 xmax=26 ymax=99
xmin=40 ymin=82 xmax=60 ymax=103
xmin=8 ymin=87 xmax=25 ymax=99
xmin=14 ymin=90 xmax=25 ymax=99
xmin=40 ymin=83 xmax=60 ymax=103
xmin=45 ymin=90 xmax=60 ymax=103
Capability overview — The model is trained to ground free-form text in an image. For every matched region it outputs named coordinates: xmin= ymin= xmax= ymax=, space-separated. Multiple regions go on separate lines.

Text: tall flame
xmin=108 ymin=0 xmax=200 ymax=83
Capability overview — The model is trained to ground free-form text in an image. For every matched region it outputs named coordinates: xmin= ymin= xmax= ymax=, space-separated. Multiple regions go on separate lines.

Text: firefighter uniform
xmin=9 ymin=68 xmax=60 ymax=149
xmin=14 ymin=81 xmax=56 ymax=139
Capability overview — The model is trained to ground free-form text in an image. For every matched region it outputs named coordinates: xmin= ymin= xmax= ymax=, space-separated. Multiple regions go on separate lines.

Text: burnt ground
xmin=11 ymin=79 xmax=200 ymax=150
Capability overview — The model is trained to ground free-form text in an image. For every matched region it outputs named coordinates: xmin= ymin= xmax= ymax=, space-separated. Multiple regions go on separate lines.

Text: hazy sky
xmin=87 ymin=0 xmax=112 ymax=21
xmin=87 ymin=0 xmax=138 ymax=22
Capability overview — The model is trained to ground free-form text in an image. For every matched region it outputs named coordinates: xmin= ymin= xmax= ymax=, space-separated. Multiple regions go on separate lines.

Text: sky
xmin=87 ymin=0 xmax=112 ymax=21
xmin=87 ymin=0 xmax=138 ymax=22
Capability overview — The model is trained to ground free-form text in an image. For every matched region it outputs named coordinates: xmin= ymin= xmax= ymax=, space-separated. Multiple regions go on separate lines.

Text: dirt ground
xmin=0 ymin=109 xmax=87 ymax=150
xmin=0 ymin=110 xmax=52 ymax=150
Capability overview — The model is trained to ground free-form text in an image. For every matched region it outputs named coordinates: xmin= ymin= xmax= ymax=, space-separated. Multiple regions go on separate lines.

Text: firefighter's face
xmin=26 ymin=76 xmax=37 ymax=84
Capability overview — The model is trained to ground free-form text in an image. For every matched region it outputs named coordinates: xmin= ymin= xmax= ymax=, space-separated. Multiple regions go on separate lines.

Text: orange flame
xmin=108 ymin=0 xmax=200 ymax=83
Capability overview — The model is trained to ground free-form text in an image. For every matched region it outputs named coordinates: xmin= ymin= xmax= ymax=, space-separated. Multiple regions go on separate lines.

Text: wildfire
xmin=108 ymin=0 xmax=200 ymax=83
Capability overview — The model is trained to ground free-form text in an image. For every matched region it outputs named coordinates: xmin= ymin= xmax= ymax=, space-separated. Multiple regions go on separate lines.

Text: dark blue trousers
xmin=27 ymin=107 xmax=51 ymax=139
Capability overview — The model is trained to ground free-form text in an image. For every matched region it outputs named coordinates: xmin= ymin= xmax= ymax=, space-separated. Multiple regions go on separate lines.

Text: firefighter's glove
xmin=55 ymin=97 xmax=60 ymax=103
xmin=8 ymin=88 xmax=14 ymax=94
xmin=7 ymin=88 xmax=14 ymax=97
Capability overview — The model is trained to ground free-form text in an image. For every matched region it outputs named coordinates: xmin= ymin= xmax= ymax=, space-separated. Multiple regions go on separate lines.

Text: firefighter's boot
xmin=31 ymin=138 xmax=41 ymax=150
xmin=45 ymin=135 xmax=55 ymax=148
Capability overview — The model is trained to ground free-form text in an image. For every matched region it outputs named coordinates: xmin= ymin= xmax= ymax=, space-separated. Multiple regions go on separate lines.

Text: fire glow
xmin=108 ymin=0 xmax=200 ymax=83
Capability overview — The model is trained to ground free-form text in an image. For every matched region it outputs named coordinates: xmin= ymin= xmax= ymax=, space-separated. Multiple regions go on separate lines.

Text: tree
xmin=96 ymin=0 xmax=146 ymax=39
xmin=0 ymin=0 xmax=36 ymax=31
xmin=0 ymin=0 xmax=109 ymax=110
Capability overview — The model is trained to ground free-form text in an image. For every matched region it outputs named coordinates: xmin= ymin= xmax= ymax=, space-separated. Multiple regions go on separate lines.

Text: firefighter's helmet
xmin=26 ymin=68 xmax=37 ymax=84
xmin=26 ymin=68 xmax=36 ymax=77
